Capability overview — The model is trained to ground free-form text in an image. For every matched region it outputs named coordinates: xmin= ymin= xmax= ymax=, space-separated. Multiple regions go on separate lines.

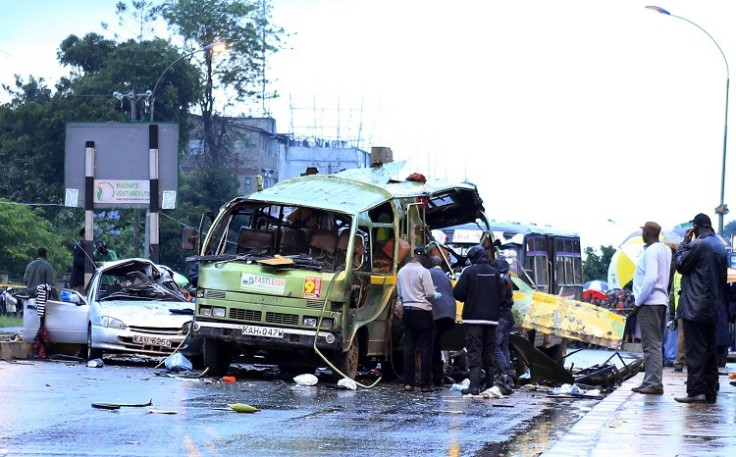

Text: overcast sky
xmin=3 ymin=0 xmax=736 ymax=251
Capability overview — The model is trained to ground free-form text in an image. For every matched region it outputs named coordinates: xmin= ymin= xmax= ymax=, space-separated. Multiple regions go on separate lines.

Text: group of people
xmin=631 ymin=213 xmax=734 ymax=404
xmin=396 ymin=244 xmax=515 ymax=396
xmin=581 ymin=289 xmax=636 ymax=313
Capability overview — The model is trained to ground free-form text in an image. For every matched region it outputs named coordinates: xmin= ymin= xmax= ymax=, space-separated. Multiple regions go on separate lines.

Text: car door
xmin=22 ymin=289 xmax=88 ymax=344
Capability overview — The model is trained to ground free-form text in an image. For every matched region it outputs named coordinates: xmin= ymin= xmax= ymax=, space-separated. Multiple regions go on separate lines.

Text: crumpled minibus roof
xmin=237 ymin=161 xmax=481 ymax=215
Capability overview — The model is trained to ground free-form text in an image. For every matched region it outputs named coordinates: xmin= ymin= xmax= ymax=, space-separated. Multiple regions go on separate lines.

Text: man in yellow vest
xmin=669 ymin=271 xmax=685 ymax=372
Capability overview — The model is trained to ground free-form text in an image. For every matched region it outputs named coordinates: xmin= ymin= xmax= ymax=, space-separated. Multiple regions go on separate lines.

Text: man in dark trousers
xmin=674 ymin=213 xmax=728 ymax=404
xmin=396 ymin=247 xmax=438 ymax=393
xmin=452 ymin=245 xmax=504 ymax=395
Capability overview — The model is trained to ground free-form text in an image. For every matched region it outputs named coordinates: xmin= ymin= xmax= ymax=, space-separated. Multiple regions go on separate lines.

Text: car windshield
xmin=97 ymin=262 xmax=186 ymax=302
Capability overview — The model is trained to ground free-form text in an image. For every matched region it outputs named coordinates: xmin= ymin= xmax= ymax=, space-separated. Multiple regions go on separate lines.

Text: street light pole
xmin=149 ymin=41 xmax=225 ymax=122
xmin=646 ymin=6 xmax=730 ymax=234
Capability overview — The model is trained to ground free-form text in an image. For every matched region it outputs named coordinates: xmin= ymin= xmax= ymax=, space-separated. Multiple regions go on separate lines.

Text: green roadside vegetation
xmin=0 ymin=315 xmax=22 ymax=328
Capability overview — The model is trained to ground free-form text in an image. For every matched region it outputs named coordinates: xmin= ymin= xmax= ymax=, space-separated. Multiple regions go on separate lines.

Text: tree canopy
xmin=583 ymin=245 xmax=616 ymax=283
xmin=0 ymin=1 xmax=282 ymax=281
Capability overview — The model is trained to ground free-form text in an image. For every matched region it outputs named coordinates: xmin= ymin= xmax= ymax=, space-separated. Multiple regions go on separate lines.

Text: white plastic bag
xmin=450 ymin=378 xmax=471 ymax=391
xmin=293 ymin=373 xmax=319 ymax=386
xmin=337 ymin=377 xmax=357 ymax=390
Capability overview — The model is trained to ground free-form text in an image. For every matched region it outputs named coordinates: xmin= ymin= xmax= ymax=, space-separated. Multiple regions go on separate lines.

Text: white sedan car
xmin=23 ymin=258 xmax=197 ymax=361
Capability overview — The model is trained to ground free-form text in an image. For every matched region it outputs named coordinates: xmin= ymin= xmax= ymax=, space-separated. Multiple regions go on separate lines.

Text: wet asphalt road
xmin=0 ymin=355 xmax=606 ymax=457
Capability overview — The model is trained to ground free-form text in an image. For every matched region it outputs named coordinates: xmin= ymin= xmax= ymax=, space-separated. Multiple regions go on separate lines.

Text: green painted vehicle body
xmin=189 ymin=162 xmax=491 ymax=376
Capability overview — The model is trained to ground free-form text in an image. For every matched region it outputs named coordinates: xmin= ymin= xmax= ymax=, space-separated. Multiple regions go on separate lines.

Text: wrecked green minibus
xmin=187 ymin=161 xmax=624 ymax=381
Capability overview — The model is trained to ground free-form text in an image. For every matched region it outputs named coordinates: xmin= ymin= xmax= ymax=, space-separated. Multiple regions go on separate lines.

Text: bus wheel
xmin=331 ymin=339 xmax=359 ymax=380
xmin=203 ymin=338 xmax=231 ymax=376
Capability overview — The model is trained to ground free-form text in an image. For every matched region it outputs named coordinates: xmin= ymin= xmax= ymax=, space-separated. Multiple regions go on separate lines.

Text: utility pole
xmin=113 ymin=89 xmax=152 ymax=121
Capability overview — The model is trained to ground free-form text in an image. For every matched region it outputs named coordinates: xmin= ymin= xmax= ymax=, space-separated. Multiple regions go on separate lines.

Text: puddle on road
xmin=476 ymin=400 xmax=594 ymax=456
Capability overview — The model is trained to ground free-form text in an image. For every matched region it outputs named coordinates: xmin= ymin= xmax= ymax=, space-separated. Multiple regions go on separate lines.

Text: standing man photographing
xmin=674 ymin=213 xmax=728 ymax=404
xmin=631 ymin=221 xmax=672 ymax=395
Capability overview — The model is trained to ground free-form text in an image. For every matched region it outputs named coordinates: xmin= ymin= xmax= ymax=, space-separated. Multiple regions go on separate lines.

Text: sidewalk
xmin=543 ymin=362 xmax=736 ymax=456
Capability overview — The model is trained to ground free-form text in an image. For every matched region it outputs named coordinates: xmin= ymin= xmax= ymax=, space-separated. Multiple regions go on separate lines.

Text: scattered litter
xmin=293 ymin=373 xmax=318 ymax=386
xmin=553 ymin=383 xmax=580 ymax=395
xmin=147 ymin=408 xmax=177 ymax=415
xmin=337 ymin=377 xmax=357 ymax=390
xmin=549 ymin=383 xmax=603 ymax=399
xmin=91 ymin=403 xmax=120 ymax=410
xmin=91 ymin=399 xmax=153 ymax=410
xmin=223 ymin=375 xmax=236 ymax=383
xmin=87 ymin=358 xmax=104 ymax=368
xmin=728 ymin=372 xmax=736 ymax=380
xmin=450 ymin=378 xmax=470 ymax=391
xmin=481 ymin=385 xmax=505 ymax=399
xmin=164 ymin=353 xmax=192 ymax=372
xmin=227 ymin=403 xmax=260 ymax=413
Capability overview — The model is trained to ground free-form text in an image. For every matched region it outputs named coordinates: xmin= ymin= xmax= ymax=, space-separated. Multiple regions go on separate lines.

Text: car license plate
xmin=132 ymin=335 xmax=172 ymax=347
xmin=241 ymin=325 xmax=284 ymax=338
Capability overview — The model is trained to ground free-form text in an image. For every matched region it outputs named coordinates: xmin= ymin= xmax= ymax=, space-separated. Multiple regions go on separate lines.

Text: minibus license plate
xmin=242 ymin=325 xmax=284 ymax=338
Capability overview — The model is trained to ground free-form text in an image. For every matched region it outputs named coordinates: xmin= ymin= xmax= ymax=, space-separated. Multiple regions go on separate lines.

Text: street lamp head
xmin=645 ymin=6 xmax=671 ymax=15
xmin=204 ymin=41 xmax=227 ymax=53
xmin=149 ymin=41 xmax=228 ymax=122
xmin=645 ymin=5 xmax=730 ymax=234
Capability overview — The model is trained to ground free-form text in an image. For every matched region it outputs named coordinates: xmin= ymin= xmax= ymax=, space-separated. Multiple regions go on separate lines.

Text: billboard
xmin=64 ymin=123 xmax=179 ymax=208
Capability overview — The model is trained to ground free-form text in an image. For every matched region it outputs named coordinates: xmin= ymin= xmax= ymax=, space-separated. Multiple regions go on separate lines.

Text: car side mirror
xmin=182 ymin=226 xmax=198 ymax=251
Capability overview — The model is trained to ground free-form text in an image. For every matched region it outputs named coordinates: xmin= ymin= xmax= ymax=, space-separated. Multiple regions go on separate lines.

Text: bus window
xmin=534 ymin=255 xmax=549 ymax=290
xmin=573 ymin=257 xmax=584 ymax=284
xmin=555 ymin=254 xmax=566 ymax=287
xmin=564 ymin=256 xmax=574 ymax=285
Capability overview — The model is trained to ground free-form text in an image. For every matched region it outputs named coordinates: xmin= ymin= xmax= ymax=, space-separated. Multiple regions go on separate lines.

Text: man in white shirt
xmin=631 ymin=221 xmax=672 ymax=395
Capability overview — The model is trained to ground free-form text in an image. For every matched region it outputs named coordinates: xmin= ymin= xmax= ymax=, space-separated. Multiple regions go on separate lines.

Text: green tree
xmin=57 ymin=33 xmax=117 ymax=74
xmin=157 ymin=167 xmax=239 ymax=273
xmin=0 ymin=201 xmax=73 ymax=282
xmin=723 ymin=219 xmax=736 ymax=242
xmin=583 ymin=245 xmax=616 ymax=283
xmin=162 ymin=0 xmax=284 ymax=166
xmin=112 ymin=1 xmax=167 ymax=42
xmin=0 ymin=79 xmax=70 ymax=205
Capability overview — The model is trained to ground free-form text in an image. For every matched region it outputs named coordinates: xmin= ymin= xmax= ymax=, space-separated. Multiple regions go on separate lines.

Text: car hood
xmin=94 ymin=300 xmax=194 ymax=327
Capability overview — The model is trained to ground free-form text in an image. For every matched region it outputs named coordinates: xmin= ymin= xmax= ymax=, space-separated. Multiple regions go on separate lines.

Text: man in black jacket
xmin=674 ymin=213 xmax=728 ymax=404
xmin=453 ymin=245 xmax=504 ymax=395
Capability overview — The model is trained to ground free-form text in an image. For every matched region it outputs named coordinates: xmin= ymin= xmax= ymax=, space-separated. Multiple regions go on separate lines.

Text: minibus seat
xmin=280 ymin=228 xmax=308 ymax=255
xmin=237 ymin=227 xmax=275 ymax=254
xmin=309 ymin=229 xmax=338 ymax=254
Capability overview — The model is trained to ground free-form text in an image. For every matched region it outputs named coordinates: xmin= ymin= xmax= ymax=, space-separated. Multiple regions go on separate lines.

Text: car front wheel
xmin=87 ymin=325 xmax=103 ymax=360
